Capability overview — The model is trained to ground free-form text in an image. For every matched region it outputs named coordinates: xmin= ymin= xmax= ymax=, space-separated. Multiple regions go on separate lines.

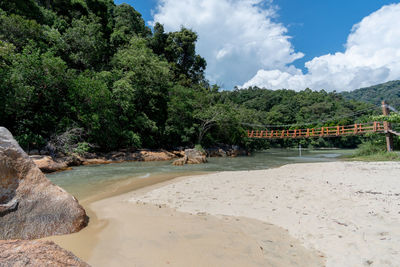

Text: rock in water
xmin=172 ymin=156 xmax=188 ymax=166
xmin=185 ymin=149 xmax=207 ymax=164
xmin=30 ymin=155 xmax=70 ymax=173
xmin=0 ymin=240 xmax=90 ymax=266
xmin=0 ymin=127 xmax=88 ymax=239
xmin=172 ymin=149 xmax=207 ymax=166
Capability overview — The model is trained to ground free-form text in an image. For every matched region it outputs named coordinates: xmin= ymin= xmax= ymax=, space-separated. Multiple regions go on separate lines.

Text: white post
xmin=299 ymin=144 xmax=302 ymax=157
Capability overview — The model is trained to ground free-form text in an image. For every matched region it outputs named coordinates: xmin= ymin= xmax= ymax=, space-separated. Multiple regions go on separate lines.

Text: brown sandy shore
xmin=45 ymin=161 xmax=400 ymax=267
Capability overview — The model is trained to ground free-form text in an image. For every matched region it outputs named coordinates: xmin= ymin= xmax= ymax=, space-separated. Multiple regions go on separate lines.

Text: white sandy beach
xmin=47 ymin=161 xmax=400 ymax=267
xmin=130 ymin=161 xmax=400 ymax=267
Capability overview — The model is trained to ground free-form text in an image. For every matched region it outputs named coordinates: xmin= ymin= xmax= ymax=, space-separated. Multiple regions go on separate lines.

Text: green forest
xmin=0 ymin=0 xmax=395 ymax=153
xmin=342 ymin=80 xmax=400 ymax=109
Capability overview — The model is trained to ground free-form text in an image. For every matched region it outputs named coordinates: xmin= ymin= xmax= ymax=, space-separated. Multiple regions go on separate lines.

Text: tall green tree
xmin=4 ymin=45 xmax=72 ymax=148
xmin=160 ymin=27 xmax=207 ymax=85
xmin=0 ymin=9 xmax=43 ymax=51
xmin=68 ymin=70 xmax=118 ymax=149
xmin=149 ymin=22 xmax=168 ymax=56
xmin=111 ymin=37 xmax=171 ymax=148
xmin=110 ymin=4 xmax=151 ymax=49
xmin=61 ymin=15 xmax=106 ymax=69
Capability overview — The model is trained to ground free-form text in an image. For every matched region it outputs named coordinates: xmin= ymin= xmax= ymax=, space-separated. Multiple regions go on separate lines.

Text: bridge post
xmin=382 ymin=100 xmax=394 ymax=152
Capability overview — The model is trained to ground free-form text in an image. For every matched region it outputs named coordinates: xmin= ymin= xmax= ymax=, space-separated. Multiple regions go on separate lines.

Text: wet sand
xmin=43 ymin=172 xmax=208 ymax=261
xmin=86 ymin=200 xmax=324 ymax=267
xmin=45 ymin=170 xmax=324 ymax=266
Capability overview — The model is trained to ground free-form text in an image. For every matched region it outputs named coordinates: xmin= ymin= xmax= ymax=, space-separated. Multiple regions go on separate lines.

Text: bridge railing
xmin=247 ymin=122 xmax=385 ymax=139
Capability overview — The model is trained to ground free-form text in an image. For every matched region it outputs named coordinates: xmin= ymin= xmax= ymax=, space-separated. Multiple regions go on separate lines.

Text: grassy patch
xmin=345 ymin=141 xmax=400 ymax=161
xmin=346 ymin=152 xmax=400 ymax=161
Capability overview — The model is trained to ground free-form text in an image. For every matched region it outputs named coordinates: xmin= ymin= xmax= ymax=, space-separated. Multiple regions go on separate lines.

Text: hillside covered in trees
xmin=0 ymin=0 xmax=387 ymax=153
xmin=342 ymin=80 xmax=400 ymax=109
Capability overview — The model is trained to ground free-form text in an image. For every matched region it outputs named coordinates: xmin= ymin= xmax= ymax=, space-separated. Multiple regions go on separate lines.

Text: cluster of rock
xmin=30 ymin=145 xmax=249 ymax=172
xmin=172 ymin=149 xmax=207 ymax=166
xmin=31 ymin=149 xmax=181 ymax=173
xmin=0 ymin=127 xmax=89 ymax=265
xmin=205 ymin=145 xmax=248 ymax=157
xmin=0 ymin=240 xmax=89 ymax=266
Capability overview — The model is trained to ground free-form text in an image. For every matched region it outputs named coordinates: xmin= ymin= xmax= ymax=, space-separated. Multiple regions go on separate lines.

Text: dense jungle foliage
xmin=0 ymin=0 xmax=392 ymax=152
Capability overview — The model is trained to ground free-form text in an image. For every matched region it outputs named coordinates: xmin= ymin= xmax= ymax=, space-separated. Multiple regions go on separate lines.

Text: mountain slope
xmin=342 ymin=80 xmax=400 ymax=109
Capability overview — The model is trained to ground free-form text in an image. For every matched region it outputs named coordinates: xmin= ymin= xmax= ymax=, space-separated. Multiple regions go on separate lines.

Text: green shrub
xmin=15 ymin=132 xmax=46 ymax=152
xmin=354 ymin=141 xmax=386 ymax=157
xmin=73 ymin=142 xmax=91 ymax=156
xmin=350 ymin=140 xmax=400 ymax=161
xmin=194 ymin=144 xmax=205 ymax=153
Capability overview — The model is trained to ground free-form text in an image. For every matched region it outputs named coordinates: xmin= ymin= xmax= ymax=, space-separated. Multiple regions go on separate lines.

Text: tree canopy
xmin=342 ymin=80 xmax=400 ymax=110
xmin=0 ymin=0 xmax=390 ymax=152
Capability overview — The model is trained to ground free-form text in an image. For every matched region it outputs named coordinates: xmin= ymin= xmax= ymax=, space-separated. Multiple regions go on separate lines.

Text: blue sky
xmin=116 ymin=0 xmax=396 ymax=71
xmin=114 ymin=1 xmax=400 ymax=91
xmin=273 ymin=0 xmax=398 ymax=71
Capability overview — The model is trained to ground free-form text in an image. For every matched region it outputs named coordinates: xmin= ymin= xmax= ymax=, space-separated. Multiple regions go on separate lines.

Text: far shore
xmin=46 ymin=161 xmax=400 ymax=267
xmin=31 ymin=146 xmax=248 ymax=173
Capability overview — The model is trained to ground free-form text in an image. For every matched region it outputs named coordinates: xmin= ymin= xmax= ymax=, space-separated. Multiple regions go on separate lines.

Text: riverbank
xmin=31 ymin=146 xmax=248 ymax=173
xmin=46 ymin=161 xmax=400 ymax=266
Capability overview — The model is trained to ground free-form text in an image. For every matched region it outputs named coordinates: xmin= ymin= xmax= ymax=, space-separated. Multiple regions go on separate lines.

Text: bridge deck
xmin=247 ymin=122 xmax=385 ymax=139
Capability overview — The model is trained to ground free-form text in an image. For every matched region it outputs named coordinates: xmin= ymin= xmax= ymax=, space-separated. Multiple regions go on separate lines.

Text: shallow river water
xmin=47 ymin=148 xmax=353 ymax=201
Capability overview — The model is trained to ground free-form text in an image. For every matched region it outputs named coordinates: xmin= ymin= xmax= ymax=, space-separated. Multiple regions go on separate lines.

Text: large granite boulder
xmin=172 ymin=149 xmax=207 ymax=166
xmin=0 ymin=240 xmax=90 ymax=266
xmin=172 ymin=156 xmax=188 ymax=166
xmin=106 ymin=150 xmax=178 ymax=162
xmin=206 ymin=148 xmax=227 ymax=157
xmin=30 ymin=155 xmax=70 ymax=173
xmin=185 ymin=149 xmax=207 ymax=164
xmin=0 ymin=127 xmax=88 ymax=239
xmin=139 ymin=150 xmax=177 ymax=162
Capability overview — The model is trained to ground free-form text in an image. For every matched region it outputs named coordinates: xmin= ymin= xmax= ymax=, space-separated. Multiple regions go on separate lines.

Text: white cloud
xmin=243 ymin=3 xmax=400 ymax=91
xmin=152 ymin=0 xmax=303 ymax=89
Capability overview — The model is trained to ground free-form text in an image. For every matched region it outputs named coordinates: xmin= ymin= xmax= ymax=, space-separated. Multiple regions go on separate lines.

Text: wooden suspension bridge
xmin=246 ymin=101 xmax=400 ymax=151
xmin=247 ymin=121 xmax=386 ymax=139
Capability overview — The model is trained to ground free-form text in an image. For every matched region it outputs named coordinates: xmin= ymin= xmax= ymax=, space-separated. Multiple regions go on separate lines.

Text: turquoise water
xmin=47 ymin=149 xmax=353 ymax=200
